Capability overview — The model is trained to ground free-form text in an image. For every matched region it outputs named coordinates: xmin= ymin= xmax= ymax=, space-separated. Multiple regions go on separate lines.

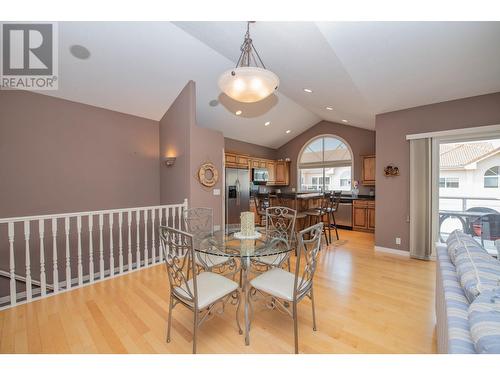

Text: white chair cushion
xmin=250 ymin=268 xmax=302 ymax=301
xmin=254 ymin=253 xmax=288 ymax=267
xmin=196 ymin=254 xmax=231 ymax=268
xmin=174 ymin=272 xmax=238 ymax=309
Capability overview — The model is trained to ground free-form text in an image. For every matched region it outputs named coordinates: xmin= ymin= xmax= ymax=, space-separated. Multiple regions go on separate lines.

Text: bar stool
xmin=253 ymin=193 xmax=270 ymax=226
xmin=304 ymin=193 xmax=331 ymax=245
xmin=327 ymin=191 xmax=342 ymax=242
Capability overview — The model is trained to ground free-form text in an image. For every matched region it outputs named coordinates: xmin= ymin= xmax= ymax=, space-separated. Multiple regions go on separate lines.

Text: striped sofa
xmin=436 ymin=231 xmax=500 ymax=354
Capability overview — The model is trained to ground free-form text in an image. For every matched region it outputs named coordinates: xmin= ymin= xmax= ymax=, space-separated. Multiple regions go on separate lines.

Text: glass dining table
xmin=192 ymin=224 xmax=292 ymax=345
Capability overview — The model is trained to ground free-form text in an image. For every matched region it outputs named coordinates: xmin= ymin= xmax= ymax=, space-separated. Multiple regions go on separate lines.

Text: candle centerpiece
xmin=234 ymin=211 xmax=261 ymax=240
xmin=240 ymin=211 xmax=255 ymax=237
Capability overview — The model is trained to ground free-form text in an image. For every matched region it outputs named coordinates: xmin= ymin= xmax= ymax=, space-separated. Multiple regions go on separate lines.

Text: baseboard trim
xmin=374 ymin=246 xmax=410 ymax=257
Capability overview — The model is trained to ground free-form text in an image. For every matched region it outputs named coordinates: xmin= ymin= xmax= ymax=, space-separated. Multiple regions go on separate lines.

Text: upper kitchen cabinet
xmin=361 ymin=155 xmax=376 ymax=185
xmin=273 ymin=161 xmax=290 ymax=186
xmin=266 ymin=161 xmax=276 ymax=184
xmin=225 ymin=152 xmax=250 ymax=169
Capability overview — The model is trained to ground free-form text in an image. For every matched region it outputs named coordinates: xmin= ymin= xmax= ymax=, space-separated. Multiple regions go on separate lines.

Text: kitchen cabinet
xmin=362 ymin=155 xmax=376 ymax=186
xmin=273 ymin=161 xmax=290 ymax=186
xmin=368 ymin=204 xmax=376 ymax=231
xmin=352 ymin=200 xmax=375 ymax=232
xmin=225 ymin=152 xmax=290 ymax=186
xmin=267 ymin=161 xmax=276 ymax=184
xmin=225 ymin=152 xmax=249 ymax=169
xmin=249 ymin=158 xmax=270 ymax=169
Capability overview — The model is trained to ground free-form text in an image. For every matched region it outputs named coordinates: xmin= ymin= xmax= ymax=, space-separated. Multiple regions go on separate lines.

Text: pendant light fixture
xmin=218 ymin=21 xmax=279 ymax=103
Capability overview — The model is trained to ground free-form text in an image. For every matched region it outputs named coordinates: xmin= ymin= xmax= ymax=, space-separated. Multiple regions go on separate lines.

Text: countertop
xmin=266 ymin=192 xmax=375 ymax=201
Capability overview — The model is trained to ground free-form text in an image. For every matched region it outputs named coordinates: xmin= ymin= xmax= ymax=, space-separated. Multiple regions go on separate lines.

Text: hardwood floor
xmin=0 ymin=230 xmax=437 ymax=354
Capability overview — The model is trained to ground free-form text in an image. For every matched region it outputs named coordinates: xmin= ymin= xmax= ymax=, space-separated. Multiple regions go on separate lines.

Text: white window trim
xmin=296 ymin=134 xmax=354 ymax=191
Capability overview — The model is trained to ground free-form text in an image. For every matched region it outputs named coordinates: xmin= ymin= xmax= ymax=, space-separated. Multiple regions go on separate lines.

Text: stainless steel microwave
xmin=252 ymin=168 xmax=269 ymax=183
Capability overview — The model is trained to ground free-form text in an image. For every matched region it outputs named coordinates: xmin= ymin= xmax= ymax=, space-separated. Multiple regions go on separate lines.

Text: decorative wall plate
xmin=198 ymin=162 xmax=219 ymax=187
xmin=384 ymin=164 xmax=400 ymax=177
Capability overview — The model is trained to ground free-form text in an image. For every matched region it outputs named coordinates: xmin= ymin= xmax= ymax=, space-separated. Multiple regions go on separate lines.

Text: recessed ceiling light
xmin=235 ymin=110 xmax=242 ymax=115
xmin=342 ymin=119 xmax=348 ymax=123
xmin=326 ymin=106 xmax=333 ymax=111
xmin=303 ymin=88 xmax=313 ymax=93
xmin=286 ymin=130 xmax=291 ymax=134
xmin=265 ymin=121 xmax=271 ymax=126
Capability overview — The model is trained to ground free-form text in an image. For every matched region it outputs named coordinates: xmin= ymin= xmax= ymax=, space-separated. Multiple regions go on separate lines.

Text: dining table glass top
xmin=192 ymin=224 xmax=291 ymax=258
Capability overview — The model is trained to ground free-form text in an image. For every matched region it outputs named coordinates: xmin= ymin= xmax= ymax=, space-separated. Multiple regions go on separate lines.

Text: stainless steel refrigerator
xmin=225 ymin=168 xmax=250 ymax=224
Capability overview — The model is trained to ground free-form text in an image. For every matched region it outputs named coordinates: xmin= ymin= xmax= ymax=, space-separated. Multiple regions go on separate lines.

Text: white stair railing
xmin=0 ymin=199 xmax=188 ymax=311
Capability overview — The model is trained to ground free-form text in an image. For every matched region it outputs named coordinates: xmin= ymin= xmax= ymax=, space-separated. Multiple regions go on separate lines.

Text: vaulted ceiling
xmin=43 ymin=22 xmax=500 ymax=148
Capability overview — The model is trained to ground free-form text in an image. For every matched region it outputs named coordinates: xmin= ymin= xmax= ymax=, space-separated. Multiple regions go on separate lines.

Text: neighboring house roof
xmin=440 ymin=142 xmax=500 ymax=168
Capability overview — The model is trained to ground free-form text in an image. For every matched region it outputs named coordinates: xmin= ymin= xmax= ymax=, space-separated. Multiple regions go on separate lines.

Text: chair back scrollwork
xmin=265 ymin=206 xmax=297 ymax=248
xmin=183 ymin=207 xmax=213 ymax=238
xmin=159 ymin=226 xmax=198 ymax=308
xmin=294 ymin=223 xmax=323 ymax=300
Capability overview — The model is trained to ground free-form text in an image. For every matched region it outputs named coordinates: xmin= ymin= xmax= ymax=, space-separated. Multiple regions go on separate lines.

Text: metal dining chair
xmin=250 ymin=206 xmax=297 ymax=273
xmin=159 ymin=226 xmax=241 ymax=354
xmin=183 ymin=207 xmax=236 ymax=274
xmin=250 ymin=222 xmax=323 ymax=353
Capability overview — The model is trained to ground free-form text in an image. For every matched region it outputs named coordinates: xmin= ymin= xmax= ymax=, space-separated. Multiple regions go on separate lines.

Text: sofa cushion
xmin=455 ymin=244 xmax=500 ymax=303
xmin=469 ymin=288 xmax=500 ymax=354
xmin=446 ymin=230 xmax=485 ymax=264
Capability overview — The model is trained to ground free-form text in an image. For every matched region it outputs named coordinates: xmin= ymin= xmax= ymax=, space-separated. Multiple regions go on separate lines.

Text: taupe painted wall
xmin=159 ymin=81 xmax=224 ymax=225
xmin=375 ymin=92 xmax=500 ymax=251
xmin=190 ymin=126 xmax=224 ymax=225
xmin=159 ymin=82 xmax=193 ymax=206
xmin=0 ymin=90 xmax=160 ymax=297
xmin=224 ymin=137 xmax=278 ymax=160
xmin=0 ymin=90 xmax=160 ymax=218
xmin=276 ymin=120 xmax=376 ymax=194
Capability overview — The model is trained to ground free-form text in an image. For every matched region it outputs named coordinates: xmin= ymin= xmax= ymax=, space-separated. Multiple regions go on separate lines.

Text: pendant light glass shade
xmin=218 ymin=22 xmax=279 ymax=103
xmin=218 ymin=67 xmax=279 ymax=103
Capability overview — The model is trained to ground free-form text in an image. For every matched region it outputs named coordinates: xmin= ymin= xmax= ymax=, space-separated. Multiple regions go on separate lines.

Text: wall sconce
xmin=164 ymin=157 xmax=176 ymax=167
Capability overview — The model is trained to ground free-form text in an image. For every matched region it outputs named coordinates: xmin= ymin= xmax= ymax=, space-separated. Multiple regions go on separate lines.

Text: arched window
xmin=298 ymin=135 xmax=353 ymax=192
xmin=484 ymin=166 xmax=500 ymax=188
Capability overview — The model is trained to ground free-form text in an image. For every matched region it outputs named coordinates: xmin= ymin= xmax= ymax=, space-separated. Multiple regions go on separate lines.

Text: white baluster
xmin=88 ymin=214 xmax=94 ymax=283
xmin=24 ymin=220 xmax=32 ymax=300
xmin=109 ymin=213 xmax=114 ymax=277
xmin=65 ymin=217 xmax=71 ymax=289
xmin=136 ymin=210 xmax=141 ymax=269
xmin=8 ymin=222 xmax=16 ymax=306
xmin=39 ymin=220 xmax=46 ymax=296
xmin=177 ymin=205 xmax=181 ymax=230
xmin=127 ymin=211 xmax=132 ymax=271
xmin=151 ymin=209 xmax=156 ymax=264
xmin=77 ymin=216 xmax=83 ymax=286
xmin=99 ymin=213 xmax=104 ymax=279
xmin=52 ymin=218 xmax=59 ymax=292
xmin=118 ymin=212 xmax=123 ymax=274
xmin=158 ymin=208 xmax=163 ymax=262
xmin=144 ymin=209 xmax=148 ymax=267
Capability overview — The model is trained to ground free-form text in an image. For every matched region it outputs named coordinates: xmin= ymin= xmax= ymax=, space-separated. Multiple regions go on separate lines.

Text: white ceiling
xmin=40 ymin=22 xmax=500 ymax=148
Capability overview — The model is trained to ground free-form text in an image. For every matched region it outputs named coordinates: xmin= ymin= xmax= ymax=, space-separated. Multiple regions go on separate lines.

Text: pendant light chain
xmin=235 ymin=21 xmax=267 ymax=70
